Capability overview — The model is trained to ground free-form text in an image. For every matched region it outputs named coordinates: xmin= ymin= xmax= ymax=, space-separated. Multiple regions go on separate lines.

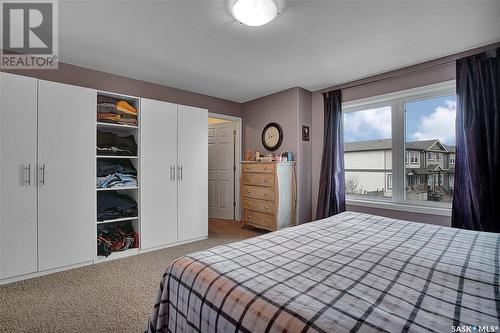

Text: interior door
xmin=37 ymin=80 xmax=95 ymax=271
xmin=0 ymin=73 xmax=38 ymax=279
xmin=208 ymin=122 xmax=235 ymax=220
xmin=141 ymin=98 xmax=178 ymax=249
xmin=178 ymin=105 xmax=208 ymax=242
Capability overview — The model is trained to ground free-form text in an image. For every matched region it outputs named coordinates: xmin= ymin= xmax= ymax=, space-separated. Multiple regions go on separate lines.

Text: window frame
xmin=410 ymin=151 xmax=419 ymax=164
xmin=342 ymin=80 xmax=456 ymax=215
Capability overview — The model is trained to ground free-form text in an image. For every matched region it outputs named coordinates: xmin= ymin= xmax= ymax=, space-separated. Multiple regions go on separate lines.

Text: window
xmin=409 ymin=151 xmax=419 ymax=163
xmin=405 ymin=93 xmax=456 ymax=205
xmin=343 ymin=81 xmax=456 ymax=209
xmin=343 ymin=106 xmax=392 ymax=198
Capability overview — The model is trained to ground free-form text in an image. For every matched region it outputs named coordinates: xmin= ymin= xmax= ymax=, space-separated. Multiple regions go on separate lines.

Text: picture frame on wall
xmin=302 ymin=125 xmax=310 ymax=141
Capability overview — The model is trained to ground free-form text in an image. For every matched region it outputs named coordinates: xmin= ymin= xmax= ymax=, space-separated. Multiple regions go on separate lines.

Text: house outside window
xmin=343 ymin=81 xmax=456 ymax=210
xmin=343 ymin=106 xmax=392 ymax=199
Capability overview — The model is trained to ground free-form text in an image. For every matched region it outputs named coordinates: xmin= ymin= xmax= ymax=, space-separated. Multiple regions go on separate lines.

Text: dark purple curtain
xmin=452 ymin=48 xmax=500 ymax=232
xmin=316 ymin=90 xmax=346 ymax=219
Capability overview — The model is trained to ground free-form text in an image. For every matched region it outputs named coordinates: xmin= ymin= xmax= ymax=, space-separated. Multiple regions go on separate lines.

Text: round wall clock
xmin=262 ymin=122 xmax=283 ymax=151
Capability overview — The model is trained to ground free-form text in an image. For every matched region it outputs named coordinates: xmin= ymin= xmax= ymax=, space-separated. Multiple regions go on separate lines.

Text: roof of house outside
xmin=344 ymin=139 xmax=456 ymax=152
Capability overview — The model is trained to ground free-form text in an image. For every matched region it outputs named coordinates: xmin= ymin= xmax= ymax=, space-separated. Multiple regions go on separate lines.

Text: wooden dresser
xmin=240 ymin=162 xmax=296 ymax=231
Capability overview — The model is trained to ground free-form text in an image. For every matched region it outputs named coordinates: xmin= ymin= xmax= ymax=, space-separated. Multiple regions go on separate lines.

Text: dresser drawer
xmin=241 ymin=163 xmax=274 ymax=174
xmin=242 ymin=209 xmax=275 ymax=230
xmin=241 ymin=185 xmax=275 ymax=201
xmin=242 ymin=198 xmax=274 ymax=215
xmin=242 ymin=173 xmax=274 ymax=187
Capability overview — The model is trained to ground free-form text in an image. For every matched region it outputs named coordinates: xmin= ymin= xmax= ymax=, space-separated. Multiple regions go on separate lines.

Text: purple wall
xmin=297 ymin=88 xmax=312 ymax=224
xmin=1 ymin=62 xmax=242 ymax=117
xmin=242 ymin=87 xmax=313 ymax=224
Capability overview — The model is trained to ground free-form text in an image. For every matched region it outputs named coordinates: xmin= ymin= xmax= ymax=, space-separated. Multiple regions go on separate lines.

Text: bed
xmin=147 ymin=212 xmax=500 ymax=333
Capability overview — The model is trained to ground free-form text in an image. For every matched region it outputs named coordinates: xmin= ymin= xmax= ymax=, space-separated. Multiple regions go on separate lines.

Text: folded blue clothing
xmin=97 ymin=173 xmax=137 ymax=188
xmin=97 ymin=159 xmax=137 ymax=177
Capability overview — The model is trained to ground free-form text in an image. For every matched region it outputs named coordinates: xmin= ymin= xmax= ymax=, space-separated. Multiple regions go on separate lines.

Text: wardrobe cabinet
xmin=0 ymin=73 xmax=95 ymax=280
xmin=141 ymin=99 xmax=178 ymax=249
xmin=141 ymin=100 xmax=208 ymax=249
xmin=37 ymin=80 xmax=95 ymax=271
xmin=0 ymin=73 xmax=38 ymax=279
xmin=177 ymin=105 xmax=208 ymax=242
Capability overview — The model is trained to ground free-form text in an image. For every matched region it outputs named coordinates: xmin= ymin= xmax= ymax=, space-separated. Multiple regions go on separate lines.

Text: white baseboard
xmin=0 ymin=260 xmax=94 ymax=286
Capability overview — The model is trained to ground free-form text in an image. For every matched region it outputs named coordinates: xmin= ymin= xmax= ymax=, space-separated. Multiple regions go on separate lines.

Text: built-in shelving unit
xmin=95 ymin=91 xmax=140 ymax=262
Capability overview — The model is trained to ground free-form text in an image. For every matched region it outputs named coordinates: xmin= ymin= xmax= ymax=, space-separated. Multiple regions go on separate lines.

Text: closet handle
xmin=39 ymin=164 xmax=45 ymax=186
xmin=170 ymin=166 xmax=175 ymax=181
xmin=178 ymin=165 xmax=183 ymax=181
xmin=24 ymin=164 xmax=31 ymax=186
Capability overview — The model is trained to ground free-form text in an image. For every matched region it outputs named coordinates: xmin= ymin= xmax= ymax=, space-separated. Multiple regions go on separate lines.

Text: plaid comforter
xmin=147 ymin=212 xmax=500 ymax=333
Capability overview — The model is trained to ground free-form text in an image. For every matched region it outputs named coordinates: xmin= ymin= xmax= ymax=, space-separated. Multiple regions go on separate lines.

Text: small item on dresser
xmin=245 ymin=150 xmax=254 ymax=161
xmin=255 ymin=151 xmax=260 ymax=160
xmin=287 ymin=152 xmax=294 ymax=161
xmin=275 ymin=155 xmax=282 ymax=162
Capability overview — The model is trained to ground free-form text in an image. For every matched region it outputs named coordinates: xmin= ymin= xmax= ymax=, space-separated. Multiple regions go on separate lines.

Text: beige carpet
xmin=0 ymin=220 xmax=263 ymax=333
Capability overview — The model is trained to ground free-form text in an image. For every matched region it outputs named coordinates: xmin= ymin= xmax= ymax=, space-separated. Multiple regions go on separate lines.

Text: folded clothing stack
xmin=97 ymin=130 xmax=137 ymax=156
xmin=97 ymin=191 xmax=138 ymax=221
xmin=97 ymin=159 xmax=137 ymax=189
xmin=97 ymin=222 xmax=139 ymax=257
xmin=97 ymin=95 xmax=138 ymax=126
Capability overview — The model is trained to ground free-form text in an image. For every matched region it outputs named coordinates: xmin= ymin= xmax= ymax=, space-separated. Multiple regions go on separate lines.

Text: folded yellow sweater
xmin=116 ymin=101 xmax=137 ymax=115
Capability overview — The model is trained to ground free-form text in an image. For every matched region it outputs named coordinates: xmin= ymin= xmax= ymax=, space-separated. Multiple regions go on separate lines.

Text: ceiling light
xmin=232 ymin=0 xmax=279 ymax=27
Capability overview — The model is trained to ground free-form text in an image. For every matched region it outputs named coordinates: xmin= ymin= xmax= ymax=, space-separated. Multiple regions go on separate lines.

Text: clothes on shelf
xmin=97 ymin=159 xmax=137 ymax=189
xmin=97 ymin=222 xmax=139 ymax=257
xmin=97 ymin=95 xmax=138 ymax=126
xmin=97 ymin=130 xmax=137 ymax=156
xmin=97 ymin=191 xmax=138 ymax=221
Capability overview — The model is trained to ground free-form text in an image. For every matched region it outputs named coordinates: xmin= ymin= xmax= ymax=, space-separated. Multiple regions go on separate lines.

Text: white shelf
xmin=97 ymin=216 xmax=138 ymax=224
xmin=96 ymin=155 xmax=138 ymax=159
xmin=96 ymin=187 xmax=139 ymax=191
xmin=97 ymin=122 xmax=138 ymax=130
xmin=94 ymin=248 xmax=139 ymax=263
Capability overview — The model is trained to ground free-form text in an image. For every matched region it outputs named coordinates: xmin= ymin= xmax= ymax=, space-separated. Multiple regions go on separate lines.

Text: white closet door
xmin=208 ymin=122 xmax=235 ymax=220
xmin=37 ymin=80 xmax=95 ymax=271
xmin=0 ymin=73 xmax=38 ymax=279
xmin=178 ymin=105 xmax=208 ymax=242
xmin=141 ymin=99 xmax=178 ymax=249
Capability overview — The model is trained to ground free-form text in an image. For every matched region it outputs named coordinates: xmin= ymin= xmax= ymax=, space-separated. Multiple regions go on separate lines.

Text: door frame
xmin=208 ymin=112 xmax=242 ymax=221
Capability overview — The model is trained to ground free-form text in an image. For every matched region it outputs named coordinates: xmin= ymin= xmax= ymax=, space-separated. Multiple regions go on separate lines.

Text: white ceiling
xmin=59 ymin=0 xmax=500 ymax=102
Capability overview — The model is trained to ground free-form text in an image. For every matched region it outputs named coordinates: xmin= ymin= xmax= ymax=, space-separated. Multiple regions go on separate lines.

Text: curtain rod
xmin=322 ymin=43 xmax=500 ymax=94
